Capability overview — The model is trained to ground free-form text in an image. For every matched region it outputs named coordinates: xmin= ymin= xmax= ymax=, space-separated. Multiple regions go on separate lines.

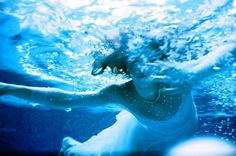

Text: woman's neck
xmin=131 ymin=76 xmax=160 ymax=101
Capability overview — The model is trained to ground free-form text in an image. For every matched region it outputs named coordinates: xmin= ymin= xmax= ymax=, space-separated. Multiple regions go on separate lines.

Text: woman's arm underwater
xmin=0 ymin=82 xmax=123 ymax=109
xmin=150 ymin=43 xmax=236 ymax=87
xmin=187 ymin=43 xmax=236 ymax=82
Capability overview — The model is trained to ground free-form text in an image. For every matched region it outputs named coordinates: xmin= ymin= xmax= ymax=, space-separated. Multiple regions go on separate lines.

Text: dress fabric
xmin=61 ymin=90 xmax=198 ymax=156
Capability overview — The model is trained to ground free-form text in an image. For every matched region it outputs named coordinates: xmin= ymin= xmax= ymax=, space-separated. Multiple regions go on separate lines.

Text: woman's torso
xmin=119 ymin=81 xmax=198 ymax=151
xmin=120 ymin=81 xmax=190 ymax=121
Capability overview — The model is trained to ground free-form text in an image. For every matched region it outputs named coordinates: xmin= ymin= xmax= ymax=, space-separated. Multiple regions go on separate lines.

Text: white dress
xmin=60 ymin=86 xmax=198 ymax=156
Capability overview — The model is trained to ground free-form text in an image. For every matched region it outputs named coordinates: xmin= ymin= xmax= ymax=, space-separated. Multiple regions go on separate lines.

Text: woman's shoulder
xmin=99 ymin=80 xmax=132 ymax=96
xmin=115 ymin=80 xmax=133 ymax=90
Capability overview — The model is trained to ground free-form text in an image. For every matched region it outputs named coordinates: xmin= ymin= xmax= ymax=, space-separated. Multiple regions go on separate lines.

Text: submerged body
xmin=61 ymin=81 xmax=197 ymax=155
xmin=0 ymin=41 xmax=235 ymax=155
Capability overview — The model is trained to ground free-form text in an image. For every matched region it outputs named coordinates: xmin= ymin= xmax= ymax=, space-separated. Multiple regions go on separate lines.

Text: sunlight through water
xmin=1 ymin=0 xmax=236 ymax=144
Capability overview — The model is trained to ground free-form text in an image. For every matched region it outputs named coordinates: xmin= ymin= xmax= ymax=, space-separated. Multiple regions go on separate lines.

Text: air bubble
xmin=65 ymin=108 xmax=72 ymax=112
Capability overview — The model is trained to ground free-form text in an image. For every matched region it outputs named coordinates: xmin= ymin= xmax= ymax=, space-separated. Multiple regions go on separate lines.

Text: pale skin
xmin=0 ymin=43 xmax=235 ymax=119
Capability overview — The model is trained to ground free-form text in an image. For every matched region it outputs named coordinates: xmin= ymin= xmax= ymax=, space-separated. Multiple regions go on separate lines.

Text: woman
xmin=0 ymin=34 xmax=235 ymax=155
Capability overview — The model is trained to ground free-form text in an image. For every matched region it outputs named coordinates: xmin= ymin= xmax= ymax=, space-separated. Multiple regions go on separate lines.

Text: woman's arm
xmin=187 ymin=43 xmax=236 ymax=82
xmin=151 ymin=43 xmax=236 ymax=86
xmin=0 ymin=82 xmax=123 ymax=109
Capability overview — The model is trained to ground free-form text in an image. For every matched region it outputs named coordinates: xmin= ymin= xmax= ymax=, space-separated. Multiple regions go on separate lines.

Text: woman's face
xmin=127 ymin=61 xmax=151 ymax=78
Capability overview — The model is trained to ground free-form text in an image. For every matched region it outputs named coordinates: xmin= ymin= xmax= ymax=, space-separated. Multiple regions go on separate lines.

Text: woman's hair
xmin=91 ymin=26 xmax=210 ymax=78
xmin=91 ymin=53 xmax=130 ymax=76
xmin=91 ymin=31 xmax=169 ymax=77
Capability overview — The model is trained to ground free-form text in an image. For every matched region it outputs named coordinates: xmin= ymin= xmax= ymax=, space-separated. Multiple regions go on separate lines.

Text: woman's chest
xmin=123 ymin=90 xmax=183 ymax=121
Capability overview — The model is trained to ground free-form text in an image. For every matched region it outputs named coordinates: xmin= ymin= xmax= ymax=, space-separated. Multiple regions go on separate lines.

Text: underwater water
xmin=0 ymin=0 xmax=235 ymax=154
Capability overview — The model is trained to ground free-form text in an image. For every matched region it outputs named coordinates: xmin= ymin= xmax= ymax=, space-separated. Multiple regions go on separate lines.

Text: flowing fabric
xmin=60 ymin=92 xmax=198 ymax=155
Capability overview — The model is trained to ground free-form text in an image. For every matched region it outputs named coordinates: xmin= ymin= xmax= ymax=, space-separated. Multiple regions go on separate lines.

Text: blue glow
xmin=0 ymin=0 xmax=235 ymax=154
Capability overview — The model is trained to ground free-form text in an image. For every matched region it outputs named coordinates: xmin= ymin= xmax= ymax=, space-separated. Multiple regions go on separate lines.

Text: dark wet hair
xmin=91 ymin=32 xmax=169 ymax=77
xmin=91 ymin=52 xmax=130 ymax=76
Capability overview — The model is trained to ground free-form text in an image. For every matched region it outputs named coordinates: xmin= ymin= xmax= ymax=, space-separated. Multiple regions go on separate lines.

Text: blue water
xmin=0 ymin=0 xmax=235 ymax=154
